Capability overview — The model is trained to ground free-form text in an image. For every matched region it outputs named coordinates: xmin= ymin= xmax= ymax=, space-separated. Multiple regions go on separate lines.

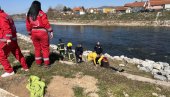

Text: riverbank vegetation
xmin=47 ymin=11 xmax=170 ymax=21
xmin=12 ymin=10 xmax=170 ymax=21
xmin=12 ymin=11 xmax=170 ymax=26
xmin=0 ymin=38 xmax=170 ymax=97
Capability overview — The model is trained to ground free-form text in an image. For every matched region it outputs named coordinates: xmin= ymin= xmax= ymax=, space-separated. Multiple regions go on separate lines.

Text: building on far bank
xmin=97 ymin=6 xmax=115 ymax=14
xmin=124 ymin=1 xmax=147 ymax=12
xmin=165 ymin=0 xmax=170 ymax=10
xmin=146 ymin=0 xmax=170 ymax=11
xmin=73 ymin=7 xmax=86 ymax=15
xmin=86 ymin=8 xmax=98 ymax=14
xmin=146 ymin=0 xmax=164 ymax=11
xmin=115 ymin=6 xmax=130 ymax=13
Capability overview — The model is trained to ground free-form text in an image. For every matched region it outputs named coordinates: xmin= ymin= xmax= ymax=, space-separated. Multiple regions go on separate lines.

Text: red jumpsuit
xmin=26 ymin=10 xmax=53 ymax=66
xmin=7 ymin=15 xmax=28 ymax=70
xmin=0 ymin=10 xmax=28 ymax=73
xmin=0 ymin=10 xmax=13 ymax=73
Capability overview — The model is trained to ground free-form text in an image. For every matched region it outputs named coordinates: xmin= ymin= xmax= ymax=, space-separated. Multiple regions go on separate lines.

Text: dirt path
xmin=0 ymin=88 xmax=17 ymax=97
xmin=0 ymin=75 xmax=29 ymax=97
xmin=120 ymin=72 xmax=170 ymax=87
xmin=45 ymin=73 xmax=99 ymax=97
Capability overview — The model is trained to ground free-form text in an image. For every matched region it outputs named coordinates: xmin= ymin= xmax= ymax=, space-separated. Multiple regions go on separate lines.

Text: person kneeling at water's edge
xmin=75 ymin=43 xmax=83 ymax=63
xmin=66 ymin=42 xmax=75 ymax=61
xmin=57 ymin=39 xmax=65 ymax=60
xmin=87 ymin=52 xmax=124 ymax=72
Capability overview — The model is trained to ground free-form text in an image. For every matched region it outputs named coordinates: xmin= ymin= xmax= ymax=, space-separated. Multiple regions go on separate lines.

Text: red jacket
xmin=0 ymin=10 xmax=12 ymax=48
xmin=8 ymin=16 xmax=17 ymax=39
xmin=26 ymin=10 xmax=53 ymax=34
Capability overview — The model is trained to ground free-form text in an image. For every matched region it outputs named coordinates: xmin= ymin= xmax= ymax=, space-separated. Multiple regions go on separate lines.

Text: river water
xmin=15 ymin=21 xmax=170 ymax=63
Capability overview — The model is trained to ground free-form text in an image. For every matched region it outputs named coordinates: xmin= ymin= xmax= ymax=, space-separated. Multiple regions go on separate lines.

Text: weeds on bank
xmin=6 ymin=39 xmax=170 ymax=97
xmin=73 ymin=86 xmax=86 ymax=97
xmin=9 ymin=53 xmax=170 ymax=97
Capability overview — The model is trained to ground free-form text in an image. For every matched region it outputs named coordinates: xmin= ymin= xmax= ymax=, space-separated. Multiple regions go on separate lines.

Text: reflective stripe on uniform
xmin=35 ymin=57 xmax=42 ymax=60
xmin=0 ymin=39 xmax=7 ymax=42
xmin=43 ymin=58 xmax=49 ymax=61
xmin=32 ymin=28 xmax=47 ymax=32
xmin=12 ymin=37 xmax=17 ymax=41
xmin=6 ymin=34 xmax=12 ymax=37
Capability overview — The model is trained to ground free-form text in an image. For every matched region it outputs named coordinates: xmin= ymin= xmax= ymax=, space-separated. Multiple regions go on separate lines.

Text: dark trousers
xmin=76 ymin=54 xmax=82 ymax=63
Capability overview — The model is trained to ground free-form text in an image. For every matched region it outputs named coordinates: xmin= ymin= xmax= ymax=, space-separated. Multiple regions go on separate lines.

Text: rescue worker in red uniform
xmin=26 ymin=1 xmax=53 ymax=68
xmin=0 ymin=8 xmax=29 ymax=77
xmin=7 ymin=12 xmax=29 ymax=72
xmin=0 ymin=8 xmax=14 ymax=77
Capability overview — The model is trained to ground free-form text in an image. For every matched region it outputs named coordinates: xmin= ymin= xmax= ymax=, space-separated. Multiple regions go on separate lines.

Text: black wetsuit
xmin=75 ymin=46 xmax=83 ymax=63
xmin=57 ymin=42 xmax=65 ymax=55
xmin=94 ymin=45 xmax=103 ymax=55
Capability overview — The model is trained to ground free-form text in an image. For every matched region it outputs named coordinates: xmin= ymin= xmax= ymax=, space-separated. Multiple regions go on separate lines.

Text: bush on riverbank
xmin=12 ymin=11 xmax=170 ymax=22
xmin=47 ymin=11 xmax=170 ymax=21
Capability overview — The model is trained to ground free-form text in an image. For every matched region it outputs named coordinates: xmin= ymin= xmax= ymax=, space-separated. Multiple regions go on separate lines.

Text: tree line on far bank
xmin=11 ymin=5 xmax=170 ymax=21
xmin=46 ymin=6 xmax=170 ymax=21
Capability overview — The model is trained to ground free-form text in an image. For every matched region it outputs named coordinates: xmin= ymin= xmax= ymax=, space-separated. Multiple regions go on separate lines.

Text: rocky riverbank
xmin=17 ymin=33 xmax=170 ymax=81
xmin=104 ymin=54 xmax=170 ymax=81
xmin=0 ymin=33 xmax=168 ymax=97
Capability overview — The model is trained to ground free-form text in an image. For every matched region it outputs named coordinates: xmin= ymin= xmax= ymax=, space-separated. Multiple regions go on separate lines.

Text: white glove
xmin=6 ymin=40 xmax=11 ymax=45
xmin=50 ymin=32 xmax=54 ymax=39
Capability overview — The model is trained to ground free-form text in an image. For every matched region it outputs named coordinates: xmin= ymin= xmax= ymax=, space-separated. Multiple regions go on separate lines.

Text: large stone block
xmin=154 ymin=74 xmax=167 ymax=81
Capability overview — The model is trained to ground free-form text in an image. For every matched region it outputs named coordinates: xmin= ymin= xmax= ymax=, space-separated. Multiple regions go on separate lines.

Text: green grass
xmin=73 ymin=86 xmax=86 ymax=97
xmin=10 ymin=55 xmax=170 ymax=97
xmin=5 ymin=38 xmax=170 ymax=97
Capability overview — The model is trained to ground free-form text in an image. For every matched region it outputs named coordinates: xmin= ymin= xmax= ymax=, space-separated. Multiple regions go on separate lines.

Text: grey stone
xmin=132 ymin=58 xmax=143 ymax=64
xmin=152 ymin=92 xmax=158 ymax=97
xmin=159 ymin=70 xmax=167 ymax=76
xmin=153 ymin=64 xmax=163 ymax=70
xmin=123 ymin=91 xmax=129 ymax=97
xmin=164 ymin=69 xmax=170 ymax=74
xmin=159 ymin=95 xmax=166 ymax=97
xmin=166 ymin=75 xmax=170 ymax=81
xmin=156 ymin=87 xmax=161 ymax=91
xmin=119 ymin=64 xmax=125 ymax=67
xmin=113 ymin=56 xmax=122 ymax=61
xmin=120 ymin=55 xmax=125 ymax=59
xmin=154 ymin=74 xmax=167 ymax=81
xmin=141 ymin=61 xmax=154 ymax=71
xmin=164 ymin=66 xmax=170 ymax=71
xmin=152 ymin=69 xmax=159 ymax=75
xmin=158 ymin=62 xmax=169 ymax=67
xmin=139 ymin=67 xmax=150 ymax=72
